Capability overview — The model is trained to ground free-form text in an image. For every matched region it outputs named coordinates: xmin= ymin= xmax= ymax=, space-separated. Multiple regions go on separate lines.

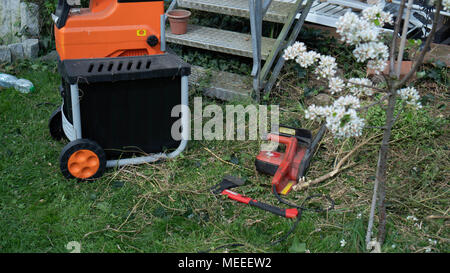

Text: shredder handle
xmin=55 ymin=0 xmax=72 ymax=29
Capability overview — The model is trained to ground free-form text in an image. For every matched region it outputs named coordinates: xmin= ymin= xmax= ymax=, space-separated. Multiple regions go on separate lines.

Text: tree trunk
xmin=375 ymin=90 xmax=397 ymax=244
xmin=365 ymin=0 xmax=442 ymax=250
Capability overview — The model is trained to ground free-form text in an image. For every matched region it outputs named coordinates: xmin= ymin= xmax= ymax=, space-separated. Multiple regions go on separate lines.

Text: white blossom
xmin=362 ymin=5 xmax=394 ymax=27
xmin=367 ymin=58 xmax=388 ymax=75
xmin=284 ymin=6 xmax=407 ymax=140
xmin=336 ymin=12 xmax=380 ymax=45
xmin=406 ymin=215 xmax=418 ymax=221
xmin=334 ymin=95 xmax=361 ymax=109
xmin=347 ymin=78 xmax=374 ymax=97
xmin=336 ymin=8 xmax=392 ymax=77
xmin=296 ymin=50 xmax=321 ymax=68
xmin=444 ymin=0 xmax=450 ymax=12
xmin=315 ymin=55 xmax=337 ymax=79
xmin=358 ymin=19 xmax=381 ymax=43
xmin=304 ymin=104 xmax=334 ymax=121
xmin=340 ymin=239 xmax=347 ymax=247
xmin=325 ymin=107 xmax=365 ymax=139
xmin=305 ymin=97 xmax=364 ymax=139
xmin=397 ymin=87 xmax=422 ymax=109
xmin=283 ymin=41 xmax=307 ymax=60
xmin=328 ymin=77 xmax=345 ymax=94
xmin=353 ymin=42 xmax=389 ymax=63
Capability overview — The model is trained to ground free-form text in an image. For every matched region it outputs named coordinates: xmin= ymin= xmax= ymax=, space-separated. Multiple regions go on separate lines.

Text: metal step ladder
xmin=164 ymin=0 xmax=314 ymax=101
xmin=305 ymin=0 xmax=435 ymax=38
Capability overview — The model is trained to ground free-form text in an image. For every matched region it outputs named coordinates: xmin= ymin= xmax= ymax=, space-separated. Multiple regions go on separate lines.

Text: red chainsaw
xmin=256 ymin=124 xmax=327 ymax=195
xmin=211 ymin=124 xmax=328 ymax=219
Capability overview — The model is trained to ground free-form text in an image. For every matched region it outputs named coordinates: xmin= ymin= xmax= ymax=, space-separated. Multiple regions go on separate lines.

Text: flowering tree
xmin=283 ymin=0 xmax=445 ymax=250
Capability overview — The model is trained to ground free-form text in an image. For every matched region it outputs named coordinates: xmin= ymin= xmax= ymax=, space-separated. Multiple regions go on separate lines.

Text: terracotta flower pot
xmin=167 ymin=9 xmax=191 ymax=35
xmin=367 ymin=60 xmax=413 ymax=77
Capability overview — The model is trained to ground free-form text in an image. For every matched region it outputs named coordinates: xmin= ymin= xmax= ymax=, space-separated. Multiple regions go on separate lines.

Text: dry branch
xmin=293 ymin=134 xmax=382 ymax=191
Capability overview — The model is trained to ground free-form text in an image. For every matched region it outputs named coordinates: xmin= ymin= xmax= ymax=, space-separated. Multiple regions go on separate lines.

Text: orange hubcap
xmin=68 ymin=150 xmax=100 ymax=179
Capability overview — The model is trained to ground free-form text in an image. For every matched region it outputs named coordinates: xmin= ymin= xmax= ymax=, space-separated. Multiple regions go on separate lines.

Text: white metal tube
xmin=70 ymin=84 xmax=82 ymax=139
xmin=106 ymin=75 xmax=189 ymax=168
xmin=160 ymin=14 xmax=166 ymax=52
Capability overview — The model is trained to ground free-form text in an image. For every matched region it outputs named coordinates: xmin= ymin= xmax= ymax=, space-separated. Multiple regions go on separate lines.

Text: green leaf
xmin=340 ymin=114 xmax=351 ymax=128
xmin=288 ymin=237 xmax=307 ymax=253
xmin=304 ymin=87 xmax=317 ymax=97
xmin=373 ymin=19 xmax=381 ymax=26
xmin=294 ymin=65 xmax=307 ymax=78
xmin=427 ymin=69 xmax=440 ymax=81
xmin=434 ymin=59 xmax=446 ymax=69
xmin=416 ymin=71 xmax=426 ymax=79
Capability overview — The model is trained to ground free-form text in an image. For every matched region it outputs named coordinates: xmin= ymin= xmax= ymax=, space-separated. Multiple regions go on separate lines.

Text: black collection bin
xmin=49 ymin=53 xmax=191 ymax=180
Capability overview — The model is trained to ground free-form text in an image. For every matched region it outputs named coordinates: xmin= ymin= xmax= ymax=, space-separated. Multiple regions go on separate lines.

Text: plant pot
xmin=367 ymin=60 xmax=413 ymax=77
xmin=167 ymin=9 xmax=191 ymax=35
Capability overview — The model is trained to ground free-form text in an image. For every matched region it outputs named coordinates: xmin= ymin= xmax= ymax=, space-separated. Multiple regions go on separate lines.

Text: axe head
xmin=210 ymin=175 xmax=246 ymax=194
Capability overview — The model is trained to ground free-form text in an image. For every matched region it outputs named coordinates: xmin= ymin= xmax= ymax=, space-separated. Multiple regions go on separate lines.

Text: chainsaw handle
xmin=267 ymin=134 xmax=296 ymax=146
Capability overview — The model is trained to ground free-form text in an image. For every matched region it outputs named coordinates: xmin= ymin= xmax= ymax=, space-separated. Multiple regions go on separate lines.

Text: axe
xmin=210 ymin=175 xmax=299 ymax=218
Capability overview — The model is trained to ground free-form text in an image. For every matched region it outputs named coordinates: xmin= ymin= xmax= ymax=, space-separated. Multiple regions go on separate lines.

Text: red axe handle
xmin=221 ymin=189 xmax=298 ymax=218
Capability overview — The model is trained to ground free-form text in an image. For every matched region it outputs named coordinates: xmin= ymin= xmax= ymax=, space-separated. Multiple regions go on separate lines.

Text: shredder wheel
xmin=49 ymin=106 xmax=64 ymax=141
xmin=59 ymin=139 xmax=106 ymax=180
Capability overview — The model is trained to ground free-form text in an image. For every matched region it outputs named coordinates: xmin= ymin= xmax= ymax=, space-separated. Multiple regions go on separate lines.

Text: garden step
xmin=166 ymin=24 xmax=276 ymax=60
xmin=189 ymin=65 xmax=253 ymax=101
xmin=177 ymin=0 xmax=295 ymax=24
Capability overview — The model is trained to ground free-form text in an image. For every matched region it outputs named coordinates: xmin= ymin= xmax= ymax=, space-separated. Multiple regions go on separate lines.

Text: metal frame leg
xmin=70 ymin=84 xmax=82 ymax=139
xmin=260 ymin=0 xmax=305 ymax=86
xmin=264 ymin=0 xmax=314 ymax=94
xmin=105 ymin=75 xmax=189 ymax=168
xmin=249 ymin=0 xmax=263 ymax=100
xmin=160 ymin=14 xmax=166 ymax=52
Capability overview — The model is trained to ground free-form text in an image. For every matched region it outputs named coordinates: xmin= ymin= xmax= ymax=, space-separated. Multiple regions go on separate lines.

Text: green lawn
xmin=0 ymin=56 xmax=448 ymax=253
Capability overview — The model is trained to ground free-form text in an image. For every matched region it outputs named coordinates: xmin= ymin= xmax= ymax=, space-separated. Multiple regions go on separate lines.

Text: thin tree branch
xmin=395 ymin=0 xmax=443 ymax=89
xmin=396 ymin=0 xmax=415 ymax=77
xmin=343 ymin=79 xmax=388 ymax=94
xmin=359 ymin=94 xmax=390 ymax=112
xmin=389 ymin=0 xmax=406 ymax=75
xmin=293 ymin=134 xmax=382 ymax=191
xmin=316 ymin=78 xmax=388 ymax=94
xmin=365 ymin=91 xmax=398 ymax=248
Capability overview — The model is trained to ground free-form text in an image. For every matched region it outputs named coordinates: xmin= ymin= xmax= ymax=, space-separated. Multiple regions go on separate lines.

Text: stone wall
xmin=0 ymin=0 xmax=40 ymax=62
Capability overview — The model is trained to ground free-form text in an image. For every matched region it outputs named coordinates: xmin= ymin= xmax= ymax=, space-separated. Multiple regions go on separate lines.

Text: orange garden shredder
xmin=48 ymin=0 xmax=191 ymax=180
